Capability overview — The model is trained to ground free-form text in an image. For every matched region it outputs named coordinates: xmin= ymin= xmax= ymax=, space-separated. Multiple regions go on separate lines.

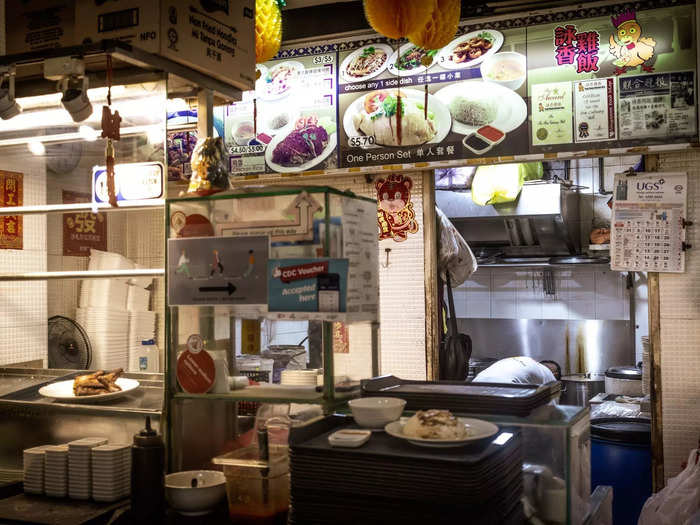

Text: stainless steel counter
xmin=0 ymin=368 xmax=164 ymax=475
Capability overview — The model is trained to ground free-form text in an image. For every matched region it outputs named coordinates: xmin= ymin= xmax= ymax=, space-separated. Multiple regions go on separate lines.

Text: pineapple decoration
xmin=408 ymin=0 xmax=461 ymax=50
xmin=363 ymin=0 xmax=435 ymax=40
xmin=256 ymin=0 xmax=284 ymax=64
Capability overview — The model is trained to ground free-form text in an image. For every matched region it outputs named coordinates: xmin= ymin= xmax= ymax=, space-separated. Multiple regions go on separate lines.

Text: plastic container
xmin=213 ymin=445 xmax=290 ymax=524
xmin=591 ymin=417 xmax=651 ymax=525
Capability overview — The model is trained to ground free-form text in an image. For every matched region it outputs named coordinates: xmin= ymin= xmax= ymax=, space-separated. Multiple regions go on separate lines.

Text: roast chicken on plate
xmin=73 ymin=368 xmax=123 ymax=396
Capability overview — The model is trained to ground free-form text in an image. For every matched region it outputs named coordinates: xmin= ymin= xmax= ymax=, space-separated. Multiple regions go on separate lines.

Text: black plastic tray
xmin=290 ymin=414 xmax=520 ymax=466
xmin=361 ymin=375 xmax=560 ymax=415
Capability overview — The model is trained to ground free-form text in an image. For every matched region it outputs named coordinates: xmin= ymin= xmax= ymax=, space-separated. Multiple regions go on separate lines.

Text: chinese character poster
xmin=62 ymin=190 xmax=107 ymax=256
xmin=0 ymin=171 xmax=22 ymax=250
xmin=527 ymin=3 xmax=696 ymax=152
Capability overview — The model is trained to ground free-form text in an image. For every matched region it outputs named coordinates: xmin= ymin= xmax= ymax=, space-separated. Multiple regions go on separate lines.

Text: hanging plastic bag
xmin=436 ymin=205 xmax=477 ymax=287
xmin=638 ymin=449 xmax=700 ymax=525
xmin=188 ymin=137 xmax=230 ymax=194
xmin=471 ymin=163 xmax=526 ymax=206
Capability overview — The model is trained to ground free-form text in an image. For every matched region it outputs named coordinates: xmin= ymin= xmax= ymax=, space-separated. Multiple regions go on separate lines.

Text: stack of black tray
xmin=289 ymin=415 xmax=524 ymax=525
xmin=361 ymin=375 xmax=561 ymax=416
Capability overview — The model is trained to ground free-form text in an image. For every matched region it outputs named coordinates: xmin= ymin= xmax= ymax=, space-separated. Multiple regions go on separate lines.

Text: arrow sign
xmin=217 ymin=191 xmax=323 ymax=241
xmin=198 ymin=283 xmax=236 ymax=295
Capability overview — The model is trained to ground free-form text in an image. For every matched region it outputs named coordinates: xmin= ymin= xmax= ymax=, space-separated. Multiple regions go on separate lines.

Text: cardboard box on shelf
xmin=6 ymin=0 xmax=75 ymax=54
xmin=75 ymin=0 xmax=254 ymax=92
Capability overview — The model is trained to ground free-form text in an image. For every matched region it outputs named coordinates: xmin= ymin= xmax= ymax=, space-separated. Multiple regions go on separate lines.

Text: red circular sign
xmin=177 ymin=350 xmax=215 ymax=394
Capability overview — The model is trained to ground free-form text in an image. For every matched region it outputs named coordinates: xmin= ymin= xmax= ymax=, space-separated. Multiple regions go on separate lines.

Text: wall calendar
xmin=611 ymin=172 xmax=687 ymax=273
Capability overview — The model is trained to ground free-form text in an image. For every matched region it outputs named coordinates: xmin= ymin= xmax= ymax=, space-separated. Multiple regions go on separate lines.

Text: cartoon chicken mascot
xmin=376 ymin=174 xmax=419 ymax=242
xmin=608 ymin=9 xmax=656 ymax=75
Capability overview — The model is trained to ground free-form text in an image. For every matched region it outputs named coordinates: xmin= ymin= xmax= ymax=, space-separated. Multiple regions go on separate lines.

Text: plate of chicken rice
xmin=39 ymin=369 xmax=139 ymax=403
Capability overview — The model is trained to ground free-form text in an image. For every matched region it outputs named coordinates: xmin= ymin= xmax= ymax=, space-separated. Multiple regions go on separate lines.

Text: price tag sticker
xmin=187 ymin=334 xmax=204 ymax=354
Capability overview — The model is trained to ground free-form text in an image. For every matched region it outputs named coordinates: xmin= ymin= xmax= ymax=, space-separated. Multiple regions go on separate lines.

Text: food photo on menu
xmin=221 ymin=54 xmax=339 ymax=175
xmin=337 ymin=26 xmax=529 ymax=168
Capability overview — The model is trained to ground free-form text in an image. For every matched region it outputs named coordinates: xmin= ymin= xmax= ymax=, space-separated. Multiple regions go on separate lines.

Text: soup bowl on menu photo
xmin=480 ymin=52 xmax=527 ymax=91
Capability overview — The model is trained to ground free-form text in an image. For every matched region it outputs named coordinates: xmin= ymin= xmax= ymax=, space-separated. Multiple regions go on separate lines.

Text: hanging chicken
xmin=608 ymin=9 xmax=656 ymax=75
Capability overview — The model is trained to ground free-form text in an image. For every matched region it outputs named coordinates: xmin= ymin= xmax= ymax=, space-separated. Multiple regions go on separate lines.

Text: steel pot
xmin=605 ymin=366 xmax=643 ymax=396
xmin=560 ymin=373 xmax=606 ymax=406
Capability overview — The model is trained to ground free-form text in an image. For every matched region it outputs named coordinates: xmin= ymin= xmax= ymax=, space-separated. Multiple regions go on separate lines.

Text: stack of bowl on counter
xmin=23 ymin=438 xmax=130 ymax=502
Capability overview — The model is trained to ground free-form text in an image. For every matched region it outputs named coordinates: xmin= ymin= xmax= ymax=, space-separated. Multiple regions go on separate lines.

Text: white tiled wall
xmin=454 ymin=268 xmax=629 ymax=321
xmin=0 ymin=154 xmax=47 ymax=366
xmin=657 ymin=150 xmax=700 ymax=481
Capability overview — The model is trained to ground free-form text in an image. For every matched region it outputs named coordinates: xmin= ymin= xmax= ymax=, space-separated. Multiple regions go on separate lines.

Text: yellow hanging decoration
xmin=363 ymin=0 xmax=436 ymax=40
xmin=256 ymin=0 xmax=282 ymax=64
xmin=408 ymin=0 xmax=461 ymax=50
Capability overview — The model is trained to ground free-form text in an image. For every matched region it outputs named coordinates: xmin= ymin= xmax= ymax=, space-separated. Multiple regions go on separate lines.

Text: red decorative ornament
xmin=376 ymin=174 xmax=419 ymax=242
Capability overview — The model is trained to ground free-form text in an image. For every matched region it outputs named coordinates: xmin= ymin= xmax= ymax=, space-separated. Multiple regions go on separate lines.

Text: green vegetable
xmin=318 ymin=116 xmax=336 ymax=135
xmin=360 ymin=46 xmax=376 ymax=58
xmin=477 ymin=31 xmax=493 ymax=42
xmin=415 ymin=103 xmax=434 ymax=120
xmin=382 ymin=95 xmax=402 ymax=118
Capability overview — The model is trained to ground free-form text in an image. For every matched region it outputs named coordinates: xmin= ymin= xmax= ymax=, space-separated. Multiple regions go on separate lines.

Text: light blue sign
xmin=268 ymin=258 xmax=348 ymax=312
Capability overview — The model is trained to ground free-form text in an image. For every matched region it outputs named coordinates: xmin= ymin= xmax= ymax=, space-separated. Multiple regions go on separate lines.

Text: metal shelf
xmin=0 ymin=40 xmax=242 ymax=103
xmin=0 ymin=269 xmax=164 ymax=281
xmin=0 ymin=199 xmax=165 ymax=216
xmin=173 ymin=387 xmax=357 ymax=405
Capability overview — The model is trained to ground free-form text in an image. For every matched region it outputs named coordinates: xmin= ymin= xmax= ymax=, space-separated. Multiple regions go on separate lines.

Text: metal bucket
xmin=560 ymin=373 xmax=605 ymax=406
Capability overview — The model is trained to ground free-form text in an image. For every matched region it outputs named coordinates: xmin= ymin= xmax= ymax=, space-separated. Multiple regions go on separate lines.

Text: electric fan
xmin=48 ymin=315 xmax=92 ymax=369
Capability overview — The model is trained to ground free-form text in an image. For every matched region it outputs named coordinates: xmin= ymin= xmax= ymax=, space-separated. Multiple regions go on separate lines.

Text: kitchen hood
xmin=435 ymin=182 xmax=582 ymax=258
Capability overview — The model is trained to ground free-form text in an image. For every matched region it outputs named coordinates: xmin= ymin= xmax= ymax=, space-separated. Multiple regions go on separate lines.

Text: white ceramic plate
xmin=340 ymin=44 xmax=394 ymax=83
xmin=264 ymin=124 xmax=337 ymax=174
xmin=260 ymin=61 xmax=305 ymax=101
xmin=387 ymin=44 xmax=438 ymax=77
xmin=434 ymin=80 xmax=527 ymax=135
xmin=343 ymin=88 xmax=451 ymax=148
xmin=39 ymin=378 xmax=139 ymax=403
xmin=384 ymin=417 xmax=499 ymax=448
xmin=436 ymin=30 xmax=504 ymax=70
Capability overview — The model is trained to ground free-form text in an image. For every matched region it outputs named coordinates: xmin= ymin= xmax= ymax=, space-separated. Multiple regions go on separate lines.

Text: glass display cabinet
xmin=165 ymin=187 xmax=379 ymax=469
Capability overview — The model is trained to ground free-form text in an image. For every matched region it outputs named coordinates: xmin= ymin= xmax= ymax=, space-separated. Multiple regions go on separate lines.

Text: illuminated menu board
xmin=218 ymin=0 xmax=696 ymax=177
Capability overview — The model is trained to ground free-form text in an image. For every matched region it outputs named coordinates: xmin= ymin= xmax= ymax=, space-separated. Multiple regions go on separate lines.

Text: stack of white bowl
xmin=281 ymin=369 xmax=318 ymax=387
xmin=44 ymin=445 xmax=69 ymax=497
xmin=126 ymin=274 xmax=152 ymax=312
xmin=76 ymin=307 xmax=129 ymax=370
xmin=127 ymin=311 xmax=157 ymax=372
xmin=23 ymin=446 xmax=51 ymax=494
xmin=68 ymin=437 xmax=108 ymax=500
xmin=91 ymin=444 xmax=131 ymax=502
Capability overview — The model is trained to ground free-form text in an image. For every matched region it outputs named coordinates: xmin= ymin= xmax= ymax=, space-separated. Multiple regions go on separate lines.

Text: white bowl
xmin=480 ymin=51 xmax=527 ymax=91
xmin=165 ymin=470 xmax=226 ymax=516
xmin=348 ymin=397 xmax=406 ymax=429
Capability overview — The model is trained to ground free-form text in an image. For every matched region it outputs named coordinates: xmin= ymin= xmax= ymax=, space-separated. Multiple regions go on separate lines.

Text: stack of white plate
xmin=76 ymin=308 xmax=129 ymax=370
xmin=281 ymin=369 xmax=318 ymax=386
xmin=68 ymin=437 xmax=108 ymax=500
xmin=23 ymin=446 xmax=51 ymax=494
xmin=44 ymin=445 xmax=69 ymax=497
xmin=92 ymin=444 xmax=131 ymax=502
xmin=127 ymin=311 xmax=157 ymax=371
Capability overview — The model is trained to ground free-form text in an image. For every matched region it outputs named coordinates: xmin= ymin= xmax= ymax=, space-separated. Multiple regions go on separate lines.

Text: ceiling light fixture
xmin=0 ymin=67 xmax=21 ymax=120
